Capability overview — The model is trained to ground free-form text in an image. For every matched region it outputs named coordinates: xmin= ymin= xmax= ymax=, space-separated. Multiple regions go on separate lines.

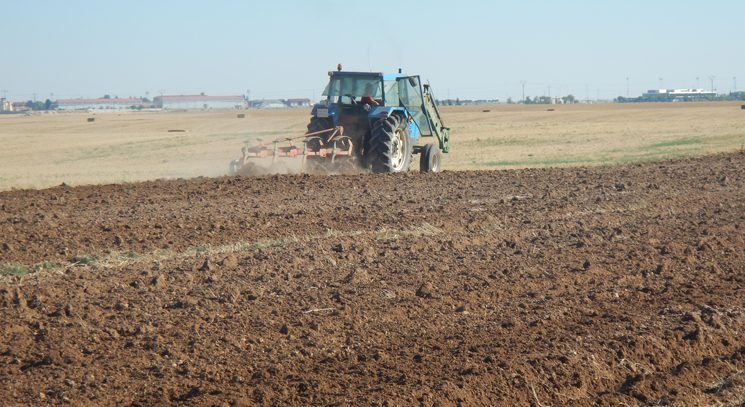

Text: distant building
xmin=250 ymin=99 xmax=289 ymax=109
xmin=0 ymin=98 xmax=13 ymax=112
xmin=642 ymin=89 xmax=717 ymax=101
xmin=285 ymin=98 xmax=311 ymax=108
xmin=249 ymin=98 xmax=312 ymax=109
xmin=57 ymin=97 xmax=144 ymax=110
xmin=155 ymin=95 xmax=246 ymax=109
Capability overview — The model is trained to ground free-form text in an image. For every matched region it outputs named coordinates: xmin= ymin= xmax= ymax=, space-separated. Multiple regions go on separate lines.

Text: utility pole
xmin=708 ymin=75 xmax=716 ymax=92
xmin=626 ymin=77 xmax=630 ymax=97
xmin=547 ymin=85 xmax=551 ymax=98
xmin=659 ymin=77 xmax=663 ymax=89
xmin=696 ymin=76 xmax=700 ymax=89
xmin=520 ymin=80 xmax=526 ymax=103
xmin=33 ymin=92 xmax=37 ymax=102
xmin=585 ymin=84 xmax=589 ymax=103
xmin=734 ymin=76 xmax=737 ymax=92
xmin=2 ymin=89 xmax=6 ymax=100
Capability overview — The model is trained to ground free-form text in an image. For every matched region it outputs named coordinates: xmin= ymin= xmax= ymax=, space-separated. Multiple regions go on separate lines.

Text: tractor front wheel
xmin=307 ymin=117 xmax=333 ymax=134
xmin=304 ymin=117 xmax=335 ymax=173
xmin=368 ymin=115 xmax=412 ymax=173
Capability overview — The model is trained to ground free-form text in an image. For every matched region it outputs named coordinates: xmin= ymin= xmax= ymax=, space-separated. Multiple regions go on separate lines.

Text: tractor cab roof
xmin=328 ymin=71 xmax=408 ymax=81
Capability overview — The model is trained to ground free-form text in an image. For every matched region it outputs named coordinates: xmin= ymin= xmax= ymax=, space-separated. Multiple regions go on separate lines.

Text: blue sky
xmin=2 ymin=0 xmax=743 ymax=101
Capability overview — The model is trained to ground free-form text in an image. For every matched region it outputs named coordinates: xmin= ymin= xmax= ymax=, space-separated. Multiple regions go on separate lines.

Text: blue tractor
xmin=308 ymin=65 xmax=450 ymax=173
xmin=230 ymin=65 xmax=450 ymax=174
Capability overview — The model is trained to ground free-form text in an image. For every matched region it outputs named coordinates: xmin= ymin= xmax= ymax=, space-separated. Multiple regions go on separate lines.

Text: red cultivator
xmin=229 ymin=126 xmax=355 ymax=175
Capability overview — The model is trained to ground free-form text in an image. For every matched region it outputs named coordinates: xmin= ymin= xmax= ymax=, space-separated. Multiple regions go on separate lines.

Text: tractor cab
xmin=322 ymin=72 xmax=386 ymax=106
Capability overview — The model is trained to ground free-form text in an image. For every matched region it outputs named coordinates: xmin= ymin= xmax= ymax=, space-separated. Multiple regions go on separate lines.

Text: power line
xmin=520 ymin=80 xmax=526 ymax=103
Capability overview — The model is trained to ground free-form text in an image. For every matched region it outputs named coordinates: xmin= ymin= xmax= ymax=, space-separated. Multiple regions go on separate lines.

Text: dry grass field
xmin=0 ymin=102 xmax=743 ymax=190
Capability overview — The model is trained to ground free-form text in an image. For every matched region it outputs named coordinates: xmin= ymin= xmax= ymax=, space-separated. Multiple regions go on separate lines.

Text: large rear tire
xmin=368 ymin=115 xmax=412 ymax=173
xmin=419 ymin=143 xmax=442 ymax=173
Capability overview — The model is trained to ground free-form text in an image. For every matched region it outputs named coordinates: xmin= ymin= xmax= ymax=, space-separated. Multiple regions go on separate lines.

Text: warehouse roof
xmin=57 ymin=98 xmax=143 ymax=104
xmin=160 ymin=95 xmax=245 ymax=102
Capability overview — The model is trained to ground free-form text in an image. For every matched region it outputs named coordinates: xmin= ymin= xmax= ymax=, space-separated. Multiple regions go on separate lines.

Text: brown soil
xmin=1 ymin=152 xmax=744 ymax=406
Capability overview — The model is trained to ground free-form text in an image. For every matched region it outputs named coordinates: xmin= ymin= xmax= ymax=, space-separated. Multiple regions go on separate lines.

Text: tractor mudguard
xmin=408 ymin=121 xmax=420 ymax=140
xmin=369 ymin=107 xmax=419 ymax=140
xmin=368 ymin=106 xmax=403 ymax=120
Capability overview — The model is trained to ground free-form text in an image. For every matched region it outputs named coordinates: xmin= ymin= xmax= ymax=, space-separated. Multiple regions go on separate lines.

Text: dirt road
xmin=1 ymin=152 xmax=744 ymax=405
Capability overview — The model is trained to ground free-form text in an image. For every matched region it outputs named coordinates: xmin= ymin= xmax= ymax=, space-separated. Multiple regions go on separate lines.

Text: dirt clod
xmin=199 ymin=258 xmax=213 ymax=272
xmin=220 ymin=255 xmax=239 ymax=269
xmin=416 ymin=282 xmax=434 ymax=299
xmin=344 ymin=269 xmax=370 ymax=284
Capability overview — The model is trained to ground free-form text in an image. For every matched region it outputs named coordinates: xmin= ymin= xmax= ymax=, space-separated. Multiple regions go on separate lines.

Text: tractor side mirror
xmin=408 ymin=77 xmax=417 ymax=87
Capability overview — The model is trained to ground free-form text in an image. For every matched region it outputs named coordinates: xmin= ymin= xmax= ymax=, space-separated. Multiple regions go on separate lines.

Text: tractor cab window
xmin=323 ymin=76 xmax=382 ymax=105
xmin=398 ymin=76 xmax=433 ymax=136
xmin=383 ymin=80 xmax=399 ymax=106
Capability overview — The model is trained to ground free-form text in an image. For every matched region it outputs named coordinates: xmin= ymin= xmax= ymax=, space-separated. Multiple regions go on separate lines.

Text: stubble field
xmin=0 ymin=102 xmax=743 ymax=190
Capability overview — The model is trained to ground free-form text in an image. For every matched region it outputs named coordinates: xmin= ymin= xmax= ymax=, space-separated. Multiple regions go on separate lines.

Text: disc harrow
xmin=230 ymin=126 xmax=354 ymax=174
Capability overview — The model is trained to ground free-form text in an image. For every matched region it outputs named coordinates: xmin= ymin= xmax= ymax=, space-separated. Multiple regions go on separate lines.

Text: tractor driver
xmin=360 ymin=83 xmax=380 ymax=106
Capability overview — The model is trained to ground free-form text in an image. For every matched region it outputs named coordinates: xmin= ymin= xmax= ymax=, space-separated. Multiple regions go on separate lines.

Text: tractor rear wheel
xmin=368 ymin=115 xmax=412 ymax=173
xmin=419 ymin=143 xmax=442 ymax=173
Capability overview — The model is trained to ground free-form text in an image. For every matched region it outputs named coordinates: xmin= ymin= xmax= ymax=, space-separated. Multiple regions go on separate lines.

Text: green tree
xmin=562 ymin=94 xmax=576 ymax=104
xmin=26 ymin=100 xmax=46 ymax=110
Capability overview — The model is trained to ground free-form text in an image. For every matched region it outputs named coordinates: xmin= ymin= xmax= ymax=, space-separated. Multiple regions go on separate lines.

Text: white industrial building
xmin=249 ymin=99 xmax=312 ymax=108
xmin=0 ymin=98 xmax=13 ymax=112
xmin=642 ymin=89 xmax=717 ymax=101
xmin=285 ymin=98 xmax=311 ymax=107
xmin=56 ymin=98 xmax=144 ymax=110
xmin=155 ymin=95 xmax=246 ymax=109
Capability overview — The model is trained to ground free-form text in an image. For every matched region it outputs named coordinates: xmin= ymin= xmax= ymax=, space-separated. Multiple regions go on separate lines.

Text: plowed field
xmin=2 ymin=152 xmax=744 ymax=406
